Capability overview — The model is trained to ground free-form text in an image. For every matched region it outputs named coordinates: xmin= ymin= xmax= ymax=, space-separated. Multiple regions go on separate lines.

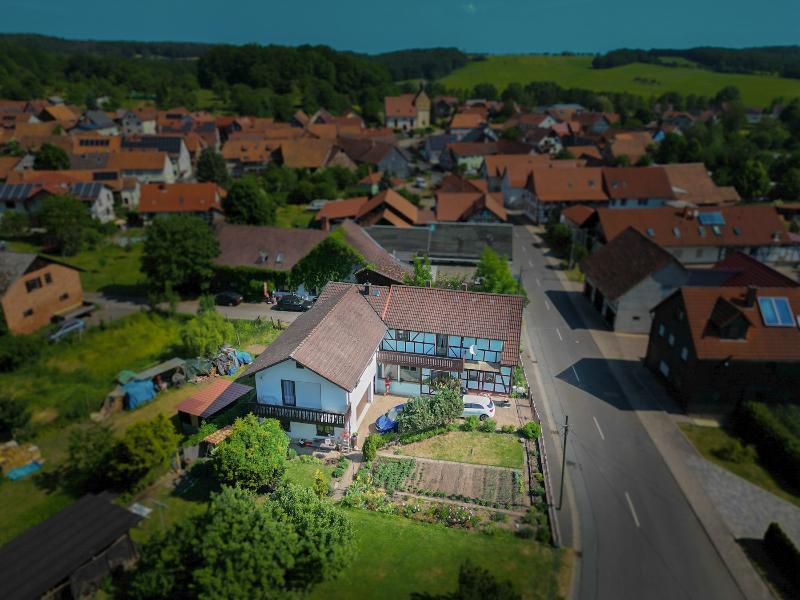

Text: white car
xmin=461 ymin=394 xmax=495 ymax=421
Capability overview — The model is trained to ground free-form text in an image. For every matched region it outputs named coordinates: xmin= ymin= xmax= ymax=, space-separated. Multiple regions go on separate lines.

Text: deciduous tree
xmin=141 ymin=215 xmax=219 ymax=294
xmin=212 ymin=415 xmax=289 ymax=491
xmin=290 ymin=229 xmax=363 ymax=293
xmin=38 ymin=194 xmax=93 ymax=255
xmin=33 ymin=143 xmax=69 ymax=170
xmin=196 ymin=147 xmax=231 ymax=188
xmin=223 ymin=177 xmax=277 ymax=225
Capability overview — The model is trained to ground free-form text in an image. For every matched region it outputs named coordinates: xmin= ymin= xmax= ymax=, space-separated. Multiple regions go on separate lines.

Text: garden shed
xmin=175 ymin=379 xmax=253 ymax=433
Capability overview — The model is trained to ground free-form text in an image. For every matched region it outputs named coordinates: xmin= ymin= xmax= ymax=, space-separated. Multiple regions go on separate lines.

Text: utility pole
xmin=557 ymin=415 xmax=569 ymax=510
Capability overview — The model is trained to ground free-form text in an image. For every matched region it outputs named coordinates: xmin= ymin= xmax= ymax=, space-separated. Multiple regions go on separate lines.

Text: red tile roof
xmin=357 ymin=189 xmax=424 ymax=225
xmin=338 ymin=220 xmax=412 ymax=283
xmin=316 ymin=283 xmax=524 ymax=366
xmin=139 ymin=183 xmax=222 ymax=214
xmin=677 ymin=286 xmax=800 ymax=361
xmin=279 ymin=139 xmax=334 ymax=169
xmin=175 ymin=379 xmax=253 ymax=418
xmin=580 ymin=227 xmax=682 ymax=300
xmin=597 ymin=205 xmax=791 ymax=248
xmin=530 ymin=167 xmax=607 ymax=202
xmin=714 ymin=252 xmax=799 ymax=288
xmin=214 ymin=223 xmax=326 ymax=271
xmin=450 ymin=113 xmax=485 ymax=130
xmin=384 ymin=94 xmax=418 ymax=119
xmin=602 ymin=167 xmax=674 ymax=199
xmin=661 ymin=163 xmax=740 ymax=206
xmin=435 ymin=192 xmax=507 ymax=222
xmin=560 ymin=205 xmax=596 ymax=227
xmin=107 ymin=151 xmax=169 ymax=172
xmin=315 ymin=197 xmax=368 ymax=221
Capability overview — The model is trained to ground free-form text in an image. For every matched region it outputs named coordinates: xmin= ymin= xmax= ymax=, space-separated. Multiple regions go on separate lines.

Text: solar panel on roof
xmin=698 ymin=212 xmax=725 ymax=226
xmin=758 ymin=297 xmax=795 ymax=327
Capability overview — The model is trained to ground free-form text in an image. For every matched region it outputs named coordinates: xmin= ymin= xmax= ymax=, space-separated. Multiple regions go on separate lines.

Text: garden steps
xmin=331 ymin=451 xmax=362 ymax=500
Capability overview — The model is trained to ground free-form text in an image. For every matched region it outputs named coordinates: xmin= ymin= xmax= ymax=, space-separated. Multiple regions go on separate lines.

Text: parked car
xmin=274 ymin=294 xmax=313 ymax=312
xmin=375 ymin=404 xmax=405 ymax=433
xmin=49 ymin=319 xmax=85 ymax=343
xmin=414 ymin=177 xmax=427 ymax=189
xmin=215 ymin=291 xmax=243 ymax=306
xmin=461 ymin=394 xmax=495 ymax=421
xmin=307 ymin=199 xmax=329 ymax=211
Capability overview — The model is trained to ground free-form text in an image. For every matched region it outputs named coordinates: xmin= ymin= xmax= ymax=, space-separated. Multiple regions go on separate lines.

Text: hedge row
xmin=735 ymin=401 xmax=800 ymax=489
xmin=764 ymin=522 xmax=800 ymax=590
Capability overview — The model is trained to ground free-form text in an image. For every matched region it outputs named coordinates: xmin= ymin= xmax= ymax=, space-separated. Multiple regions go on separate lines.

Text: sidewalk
xmin=549 ymin=257 xmax=773 ymax=600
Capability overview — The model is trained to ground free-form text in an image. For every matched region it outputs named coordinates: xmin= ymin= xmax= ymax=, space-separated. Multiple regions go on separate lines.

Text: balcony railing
xmin=247 ymin=402 xmax=347 ymax=427
xmin=377 ymin=350 xmax=464 ymax=372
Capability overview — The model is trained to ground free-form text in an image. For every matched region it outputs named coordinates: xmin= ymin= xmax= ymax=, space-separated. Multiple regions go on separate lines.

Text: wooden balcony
xmin=377 ymin=350 xmax=464 ymax=372
xmin=247 ymin=402 xmax=347 ymax=427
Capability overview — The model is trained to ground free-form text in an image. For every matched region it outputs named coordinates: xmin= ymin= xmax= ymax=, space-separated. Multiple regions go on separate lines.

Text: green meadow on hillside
xmin=440 ymin=55 xmax=800 ymax=107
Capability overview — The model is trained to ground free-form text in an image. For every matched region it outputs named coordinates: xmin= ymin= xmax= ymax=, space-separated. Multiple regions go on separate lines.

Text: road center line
xmin=625 ymin=492 xmax=641 ymax=528
xmin=571 ymin=365 xmax=580 ymax=382
xmin=544 ymin=300 xmax=550 ymax=311
xmin=528 ymin=259 xmax=533 ymax=267
xmin=556 ymin=328 xmax=563 ymax=342
xmin=535 ymin=278 xmax=541 ymax=287
xmin=592 ymin=416 xmax=605 ymax=440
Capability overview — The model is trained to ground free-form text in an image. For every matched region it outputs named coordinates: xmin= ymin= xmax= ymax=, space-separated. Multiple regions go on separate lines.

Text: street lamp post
xmin=557 ymin=415 xmax=569 ymax=510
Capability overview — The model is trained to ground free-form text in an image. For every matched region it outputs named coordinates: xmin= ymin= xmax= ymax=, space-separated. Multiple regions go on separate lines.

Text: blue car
xmin=375 ymin=404 xmax=405 ymax=433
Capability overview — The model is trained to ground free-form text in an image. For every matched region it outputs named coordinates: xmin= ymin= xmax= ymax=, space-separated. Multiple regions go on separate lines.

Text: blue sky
xmin=3 ymin=0 xmax=798 ymax=54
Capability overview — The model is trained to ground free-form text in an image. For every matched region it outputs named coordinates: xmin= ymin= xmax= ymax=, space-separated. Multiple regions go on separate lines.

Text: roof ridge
xmin=291 ymin=286 xmax=361 ymax=361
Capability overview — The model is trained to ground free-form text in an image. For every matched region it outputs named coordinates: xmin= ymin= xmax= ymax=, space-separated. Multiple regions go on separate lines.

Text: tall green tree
xmin=403 ymin=254 xmax=433 ymax=287
xmin=108 ymin=415 xmax=180 ymax=490
xmin=38 ymin=194 xmax=93 ymax=255
xmin=0 ymin=397 xmax=30 ymax=439
xmin=290 ymin=229 xmax=363 ymax=293
xmin=212 ymin=415 xmax=289 ymax=492
xmin=141 ymin=215 xmax=220 ymax=294
xmin=734 ymin=159 xmax=771 ymax=200
xmin=474 ymin=246 xmax=525 ymax=298
xmin=33 ymin=143 xmax=70 ymax=170
xmin=412 ymin=560 xmax=521 ymax=600
xmin=223 ymin=177 xmax=277 ymax=225
xmin=129 ymin=486 xmax=301 ymax=600
xmin=196 ymin=147 xmax=231 ymax=188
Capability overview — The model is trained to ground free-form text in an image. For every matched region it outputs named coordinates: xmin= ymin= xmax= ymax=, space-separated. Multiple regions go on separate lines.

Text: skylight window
xmin=758 ymin=297 xmax=795 ymax=327
xmin=672 ymin=227 xmax=681 ymax=238
xmin=646 ymin=228 xmax=655 ymax=237
xmin=733 ymin=226 xmax=741 ymax=236
xmin=712 ymin=225 xmax=722 ymax=236
xmin=698 ymin=212 xmax=725 ymax=226
xmin=698 ymin=226 xmax=706 ymax=237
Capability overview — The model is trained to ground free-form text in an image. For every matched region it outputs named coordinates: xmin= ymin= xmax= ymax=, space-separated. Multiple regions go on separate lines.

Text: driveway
xmin=512 ymin=225 xmax=754 ymax=600
xmin=85 ymin=292 xmax=302 ymax=326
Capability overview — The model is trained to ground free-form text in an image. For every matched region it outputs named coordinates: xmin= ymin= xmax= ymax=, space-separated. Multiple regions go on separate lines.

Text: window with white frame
xmin=281 ymin=380 xmax=296 ymax=406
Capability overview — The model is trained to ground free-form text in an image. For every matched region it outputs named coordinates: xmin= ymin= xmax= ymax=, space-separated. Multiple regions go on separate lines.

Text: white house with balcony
xmin=241 ymin=281 xmax=524 ymax=442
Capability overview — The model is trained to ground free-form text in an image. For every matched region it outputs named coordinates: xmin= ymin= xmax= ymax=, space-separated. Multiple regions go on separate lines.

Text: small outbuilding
xmin=176 ymin=379 xmax=253 ymax=433
xmin=0 ymin=492 xmax=142 ymax=600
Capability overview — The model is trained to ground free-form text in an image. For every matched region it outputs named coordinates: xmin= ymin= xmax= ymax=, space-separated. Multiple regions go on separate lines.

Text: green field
xmin=398 ymin=431 xmax=525 ymax=469
xmin=441 ymin=55 xmax=800 ymax=107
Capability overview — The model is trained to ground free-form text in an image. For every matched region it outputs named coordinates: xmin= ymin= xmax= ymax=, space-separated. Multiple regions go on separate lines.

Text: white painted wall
xmin=346 ymin=353 xmax=377 ymax=432
xmin=255 ymin=358 xmax=347 ymax=413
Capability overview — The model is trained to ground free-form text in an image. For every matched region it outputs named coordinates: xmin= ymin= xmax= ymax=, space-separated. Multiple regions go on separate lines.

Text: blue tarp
xmin=235 ymin=351 xmax=252 ymax=365
xmin=124 ymin=379 xmax=157 ymax=410
xmin=6 ymin=461 xmax=43 ymax=480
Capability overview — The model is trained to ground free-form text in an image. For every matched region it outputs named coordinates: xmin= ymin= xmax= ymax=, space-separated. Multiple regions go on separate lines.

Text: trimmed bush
xmin=736 ymin=401 xmax=800 ymax=488
xmin=519 ymin=421 xmax=542 ymax=440
xmin=463 ymin=415 xmax=479 ymax=431
xmin=479 ymin=418 xmax=497 ymax=433
xmin=764 ymin=522 xmax=800 ymax=589
xmin=362 ymin=434 xmax=382 ymax=462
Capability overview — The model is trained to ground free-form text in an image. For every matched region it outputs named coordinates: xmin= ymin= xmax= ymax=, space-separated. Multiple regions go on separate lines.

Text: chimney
xmin=745 ymin=285 xmax=757 ymax=308
xmin=772 ymin=231 xmax=781 ymax=243
xmin=258 ymin=250 xmax=268 ymax=264
xmin=363 ymin=281 xmax=372 ymax=295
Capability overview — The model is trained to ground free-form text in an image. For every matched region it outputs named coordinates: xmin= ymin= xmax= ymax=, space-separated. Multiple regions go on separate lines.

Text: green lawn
xmin=398 ymin=431 xmax=525 ymax=469
xmin=311 ymin=509 xmax=567 ymax=600
xmin=679 ymin=423 xmax=800 ymax=507
xmin=10 ymin=238 xmax=147 ymax=296
xmin=285 ymin=459 xmax=334 ymax=489
xmin=441 ymin=55 xmax=800 ymax=107
xmin=276 ymin=204 xmax=315 ymax=229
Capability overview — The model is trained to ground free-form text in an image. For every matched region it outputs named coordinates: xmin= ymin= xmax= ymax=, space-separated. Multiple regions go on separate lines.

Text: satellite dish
xmin=468 ymin=345 xmax=477 ymax=357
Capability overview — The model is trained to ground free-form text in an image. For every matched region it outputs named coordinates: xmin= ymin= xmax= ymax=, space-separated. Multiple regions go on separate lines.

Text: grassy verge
xmin=398 ymin=431 xmax=525 ymax=469
xmin=311 ymin=509 xmax=567 ymax=600
xmin=678 ymin=423 xmax=800 ymax=507
xmin=276 ymin=204 xmax=314 ymax=229
xmin=440 ymin=55 xmax=800 ymax=107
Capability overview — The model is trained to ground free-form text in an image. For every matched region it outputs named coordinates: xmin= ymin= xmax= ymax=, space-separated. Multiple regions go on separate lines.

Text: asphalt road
xmin=513 ymin=226 xmax=743 ymax=600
